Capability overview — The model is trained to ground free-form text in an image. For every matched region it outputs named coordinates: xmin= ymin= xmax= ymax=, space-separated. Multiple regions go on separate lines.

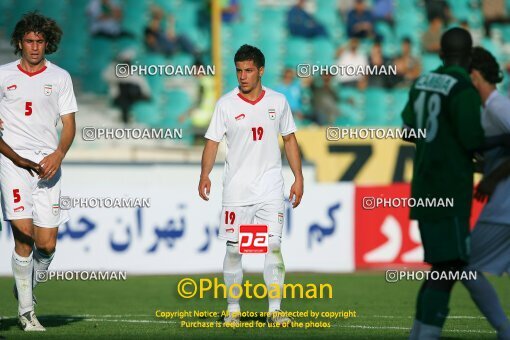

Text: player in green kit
xmin=401 ymin=27 xmax=485 ymax=339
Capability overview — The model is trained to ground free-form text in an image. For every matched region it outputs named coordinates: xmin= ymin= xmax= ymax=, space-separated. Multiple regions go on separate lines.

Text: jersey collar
xmin=237 ymin=87 xmax=266 ymax=105
xmin=17 ymin=59 xmax=48 ymax=77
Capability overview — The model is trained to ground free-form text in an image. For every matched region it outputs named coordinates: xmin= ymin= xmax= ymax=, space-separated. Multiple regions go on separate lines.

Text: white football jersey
xmin=205 ymin=86 xmax=297 ymax=206
xmin=0 ymin=59 xmax=78 ymax=153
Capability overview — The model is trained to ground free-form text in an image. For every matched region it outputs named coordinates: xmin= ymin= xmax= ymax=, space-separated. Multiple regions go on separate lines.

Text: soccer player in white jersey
xmin=0 ymin=12 xmax=77 ymax=331
xmin=460 ymin=47 xmax=510 ymax=340
xmin=198 ymin=44 xmax=304 ymax=325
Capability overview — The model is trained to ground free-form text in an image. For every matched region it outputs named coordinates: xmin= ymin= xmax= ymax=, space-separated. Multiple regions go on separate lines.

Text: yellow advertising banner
xmin=295 ymin=127 xmax=416 ymax=185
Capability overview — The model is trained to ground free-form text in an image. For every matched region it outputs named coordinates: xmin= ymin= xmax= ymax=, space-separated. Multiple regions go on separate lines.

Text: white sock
xmin=418 ymin=323 xmax=442 ymax=339
xmin=409 ymin=319 xmax=422 ymax=340
xmin=223 ymin=241 xmax=242 ymax=313
xmin=264 ymin=235 xmax=285 ymax=312
xmin=32 ymin=246 xmax=54 ymax=289
xmin=12 ymin=251 xmax=34 ymax=315
xmin=462 ymin=270 xmax=510 ymax=333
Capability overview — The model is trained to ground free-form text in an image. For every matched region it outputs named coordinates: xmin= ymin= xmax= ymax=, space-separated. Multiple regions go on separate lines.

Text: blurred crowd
xmin=85 ymin=0 xmax=510 ymax=133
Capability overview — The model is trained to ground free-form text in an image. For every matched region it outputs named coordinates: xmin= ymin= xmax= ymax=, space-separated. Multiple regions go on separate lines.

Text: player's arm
xmin=283 ymin=133 xmax=303 ymax=208
xmin=475 ymin=158 xmax=510 ymax=202
xmin=451 ymin=87 xmax=485 ymax=151
xmin=400 ymin=85 xmax=417 ymax=143
xmin=199 ymin=139 xmax=219 ymax=201
xmin=39 ymin=113 xmax=76 ymax=180
xmin=0 ymin=138 xmax=40 ymax=177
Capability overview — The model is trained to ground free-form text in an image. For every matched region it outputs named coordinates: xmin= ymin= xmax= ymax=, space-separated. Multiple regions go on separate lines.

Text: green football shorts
xmin=418 ymin=216 xmax=470 ymax=264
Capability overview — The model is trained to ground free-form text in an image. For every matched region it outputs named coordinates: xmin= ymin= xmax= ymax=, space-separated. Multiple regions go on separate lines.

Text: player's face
xmin=19 ymin=32 xmax=47 ymax=65
xmin=235 ymin=60 xmax=264 ymax=94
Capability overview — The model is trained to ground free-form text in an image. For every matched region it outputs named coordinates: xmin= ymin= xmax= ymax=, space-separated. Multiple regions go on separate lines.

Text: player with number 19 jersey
xmin=401 ymin=65 xmax=485 ymax=220
xmin=205 ymin=86 xmax=297 ymax=206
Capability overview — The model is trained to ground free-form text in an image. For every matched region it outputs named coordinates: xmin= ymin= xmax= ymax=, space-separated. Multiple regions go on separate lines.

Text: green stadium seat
xmin=421 ymin=53 xmax=441 ymax=73
xmin=363 ymin=88 xmax=389 ymax=126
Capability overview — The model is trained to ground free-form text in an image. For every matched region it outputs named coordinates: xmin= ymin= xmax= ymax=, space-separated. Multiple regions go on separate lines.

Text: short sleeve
xmin=204 ymin=100 xmax=226 ymax=142
xmin=401 ymin=88 xmax=415 ymax=128
xmin=279 ymin=99 xmax=297 ymax=136
xmin=487 ymin=99 xmax=510 ymax=134
xmin=58 ymin=72 xmax=78 ymax=116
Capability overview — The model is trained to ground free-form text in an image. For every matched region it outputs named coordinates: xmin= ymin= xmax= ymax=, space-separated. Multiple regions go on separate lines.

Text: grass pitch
xmin=0 ymin=273 xmax=506 ymax=339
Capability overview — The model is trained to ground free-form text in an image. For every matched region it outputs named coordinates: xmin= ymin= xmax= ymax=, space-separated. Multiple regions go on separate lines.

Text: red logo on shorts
xmin=239 ymin=225 xmax=268 ymax=254
xmin=226 ymin=227 xmax=235 ymax=233
xmin=14 ymin=206 xmax=24 ymax=213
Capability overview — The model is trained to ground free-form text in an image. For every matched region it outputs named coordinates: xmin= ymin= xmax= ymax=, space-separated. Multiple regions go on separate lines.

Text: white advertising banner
xmin=0 ymin=163 xmax=354 ymax=275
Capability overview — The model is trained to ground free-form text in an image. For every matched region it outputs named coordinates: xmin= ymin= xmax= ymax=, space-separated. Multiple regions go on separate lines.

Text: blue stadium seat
xmin=132 ymin=101 xmax=162 ymax=126
xmin=363 ymin=88 xmax=389 ymax=126
xmin=421 ymin=53 xmax=441 ymax=73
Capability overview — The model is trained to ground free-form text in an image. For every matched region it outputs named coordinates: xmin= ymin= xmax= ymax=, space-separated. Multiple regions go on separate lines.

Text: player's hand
xmin=39 ymin=151 xmax=64 ymax=180
xmin=474 ymin=176 xmax=498 ymax=203
xmin=14 ymin=157 xmax=41 ymax=177
xmin=198 ymin=176 xmax=211 ymax=201
xmin=289 ymin=178 xmax=303 ymax=208
xmin=0 ymin=118 xmax=3 ymax=130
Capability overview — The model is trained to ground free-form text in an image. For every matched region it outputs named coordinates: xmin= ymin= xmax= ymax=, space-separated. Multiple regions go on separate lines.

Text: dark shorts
xmin=418 ymin=216 xmax=470 ymax=264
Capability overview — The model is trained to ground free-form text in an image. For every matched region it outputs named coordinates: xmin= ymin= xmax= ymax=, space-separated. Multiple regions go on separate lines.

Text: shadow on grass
xmin=0 ymin=315 xmax=85 ymax=331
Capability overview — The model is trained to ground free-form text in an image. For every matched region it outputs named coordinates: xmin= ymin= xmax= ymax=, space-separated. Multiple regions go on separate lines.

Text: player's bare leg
xmin=264 ymin=235 xmax=291 ymax=325
xmin=11 ymin=219 xmax=45 ymax=331
xmin=223 ymin=241 xmax=243 ymax=324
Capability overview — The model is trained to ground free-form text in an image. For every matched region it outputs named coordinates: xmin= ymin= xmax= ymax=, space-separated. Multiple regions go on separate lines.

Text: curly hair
xmin=11 ymin=11 xmax=62 ymax=55
xmin=471 ymin=46 xmax=503 ymax=84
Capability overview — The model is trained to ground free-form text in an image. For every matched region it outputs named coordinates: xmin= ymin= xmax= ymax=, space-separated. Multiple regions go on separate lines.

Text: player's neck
xmin=19 ymin=58 xmax=46 ymax=74
xmin=480 ymin=85 xmax=496 ymax=106
xmin=239 ymin=85 xmax=263 ymax=102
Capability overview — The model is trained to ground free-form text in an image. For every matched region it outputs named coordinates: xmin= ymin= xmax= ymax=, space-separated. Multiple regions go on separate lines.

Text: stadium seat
xmin=363 ymin=88 xmax=390 ymax=126
xmin=421 ymin=53 xmax=441 ymax=73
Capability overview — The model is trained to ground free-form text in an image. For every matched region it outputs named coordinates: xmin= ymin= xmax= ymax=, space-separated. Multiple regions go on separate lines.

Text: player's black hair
xmin=234 ymin=44 xmax=265 ymax=68
xmin=11 ymin=11 xmax=62 ymax=55
xmin=440 ymin=27 xmax=472 ymax=68
xmin=470 ymin=46 xmax=504 ymax=84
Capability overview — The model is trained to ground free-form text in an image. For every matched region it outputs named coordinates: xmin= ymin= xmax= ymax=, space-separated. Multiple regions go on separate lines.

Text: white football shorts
xmin=0 ymin=150 xmax=69 ymax=228
xmin=219 ymin=199 xmax=285 ymax=242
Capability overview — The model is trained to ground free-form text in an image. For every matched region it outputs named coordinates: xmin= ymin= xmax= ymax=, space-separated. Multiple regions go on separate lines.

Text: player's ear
xmin=258 ymin=66 xmax=264 ymax=77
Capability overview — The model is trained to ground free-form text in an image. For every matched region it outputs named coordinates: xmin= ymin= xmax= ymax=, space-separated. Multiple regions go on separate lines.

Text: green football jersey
xmin=401 ymin=65 xmax=485 ymax=220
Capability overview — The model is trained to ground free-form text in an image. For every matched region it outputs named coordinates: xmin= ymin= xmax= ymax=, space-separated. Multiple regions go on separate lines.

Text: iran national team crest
xmin=52 ymin=203 xmax=59 ymax=216
xmin=278 ymin=212 xmax=284 ymax=224
xmin=268 ymin=108 xmax=276 ymax=120
xmin=44 ymin=84 xmax=52 ymax=96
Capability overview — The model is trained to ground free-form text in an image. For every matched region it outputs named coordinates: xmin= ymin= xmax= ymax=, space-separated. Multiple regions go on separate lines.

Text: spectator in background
xmin=424 ymin=0 xmax=452 ymax=24
xmin=287 ymin=0 xmax=328 ymax=39
xmin=102 ymin=49 xmax=151 ymax=124
xmin=346 ymin=0 xmax=377 ymax=39
xmin=421 ymin=16 xmax=443 ymax=53
xmin=179 ymin=62 xmax=216 ymax=144
xmin=222 ymin=0 xmax=240 ymax=23
xmin=310 ymin=73 xmax=340 ymax=125
xmin=144 ymin=6 xmax=202 ymax=59
xmin=274 ymin=68 xmax=307 ymax=125
xmin=372 ymin=0 xmax=394 ymax=28
xmin=338 ymin=0 xmax=356 ymax=21
xmin=87 ymin=0 xmax=133 ymax=38
xmin=482 ymin=0 xmax=510 ymax=37
xmin=335 ymin=38 xmax=368 ymax=90
xmin=368 ymin=38 xmax=392 ymax=88
xmin=392 ymin=37 xmax=421 ymax=87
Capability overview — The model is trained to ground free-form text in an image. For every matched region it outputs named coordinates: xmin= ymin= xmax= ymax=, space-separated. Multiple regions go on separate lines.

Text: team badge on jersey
xmin=44 ymin=84 xmax=52 ymax=96
xmin=268 ymin=109 xmax=276 ymax=120
xmin=52 ymin=203 xmax=59 ymax=215
xmin=278 ymin=212 xmax=283 ymax=224
xmin=7 ymin=84 xmax=17 ymax=91
xmin=235 ymin=113 xmax=246 ymax=121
